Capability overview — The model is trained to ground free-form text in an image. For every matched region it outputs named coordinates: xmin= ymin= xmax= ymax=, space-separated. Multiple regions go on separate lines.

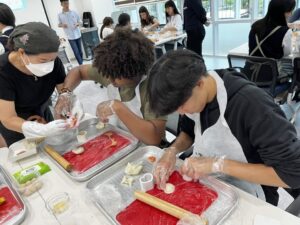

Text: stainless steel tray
xmin=0 ymin=166 xmax=27 ymax=225
xmin=38 ymin=118 xmax=139 ymax=182
xmin=86 ymin=146 xmax=238 ymax=225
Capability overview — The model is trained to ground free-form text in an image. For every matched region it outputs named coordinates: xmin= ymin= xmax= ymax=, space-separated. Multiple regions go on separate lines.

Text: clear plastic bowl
xmin=46 ymin=192 xmax=70 ymax=215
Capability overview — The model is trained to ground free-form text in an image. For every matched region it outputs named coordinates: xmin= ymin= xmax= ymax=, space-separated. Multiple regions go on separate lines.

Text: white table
xmin=1 ymin=147 xmax=300 ymax=225
xmin=228 ymin=42 xmax=300 ymax=60
xmin=228 ymin=43 xmax=249 ymax=56
xmin=149 ymin=32 xmax=187 ymax=54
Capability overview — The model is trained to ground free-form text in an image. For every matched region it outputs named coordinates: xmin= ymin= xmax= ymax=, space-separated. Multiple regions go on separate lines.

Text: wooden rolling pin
xmin=44 ymin=145 xmax=73 ymax=172
xmin=134 ymin=191 xmax=208 ymax=224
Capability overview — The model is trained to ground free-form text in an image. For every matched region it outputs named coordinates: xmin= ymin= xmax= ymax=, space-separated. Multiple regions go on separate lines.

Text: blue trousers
xmin=69 ymin=37 xmax=83 ymax=65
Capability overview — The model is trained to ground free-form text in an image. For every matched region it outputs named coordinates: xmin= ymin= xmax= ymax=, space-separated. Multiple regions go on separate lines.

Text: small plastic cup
xmin=46 ymin=192 xmax=70 ymax=215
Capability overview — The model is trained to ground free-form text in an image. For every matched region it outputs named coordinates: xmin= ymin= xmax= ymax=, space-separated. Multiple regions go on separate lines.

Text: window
xmin=114 ymin=0 xmax=156 ymax=6
xmin=0 ymin=0 xmax=27 ymax=10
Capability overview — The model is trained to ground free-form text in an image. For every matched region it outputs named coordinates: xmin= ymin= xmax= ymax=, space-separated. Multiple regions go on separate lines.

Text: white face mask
xmin=22 ymin=54 xmax=55 ymax=77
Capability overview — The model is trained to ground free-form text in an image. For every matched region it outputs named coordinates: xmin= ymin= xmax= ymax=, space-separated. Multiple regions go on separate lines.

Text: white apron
xmin=187 ymin=71 xmax=265 ymax=200
xmin=107 ymin=77 xmax=145 ymax=131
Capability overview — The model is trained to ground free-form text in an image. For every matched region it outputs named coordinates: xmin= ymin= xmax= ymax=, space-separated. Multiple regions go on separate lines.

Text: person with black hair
xmin=147 ymin=49 xmax=300 ymax=206
xmin=0 ymin=22 xmax=83 ymax=146
xmin=184 ymin=0 xmax=209 ymax=56
xmin=161 ymin=0 xmax=183 ymax=32
xmin=139 ymin=6 xmax=160 ymax=32
xmin=116 ymin=13 xmax=131 ymax=28
xmin=0 ymin=3 xmax=15 ymax=54
xmin=58 ymin=0 xmax=83 ymax=65
xmin=100 ymin=17 xmax=114 ymax=40
xmin=249 ymin=0 xmax=296 ymax=80
xmin=55 ymin=28 xmax=166 ymax=146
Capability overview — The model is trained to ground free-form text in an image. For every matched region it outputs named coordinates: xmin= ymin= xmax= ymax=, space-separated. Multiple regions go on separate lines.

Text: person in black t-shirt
xmin=0 ymin=22 xmax=83 ymax=146
xmin=147 ymin=50 xmax=300 ymax=206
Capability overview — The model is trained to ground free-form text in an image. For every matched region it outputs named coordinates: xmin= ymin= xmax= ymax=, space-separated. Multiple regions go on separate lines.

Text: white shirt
xmin=102 ymin=27 xmax=114 ymax=40
xmin=164 ymin=14 xmax=183 ymax=31
xmin=58 ymin=10 xmax=81 ymax=40
xmin=282 ymin=29 xmax=293 ymax=56
xmin=0 ymin=26 xmax=14 ymax=55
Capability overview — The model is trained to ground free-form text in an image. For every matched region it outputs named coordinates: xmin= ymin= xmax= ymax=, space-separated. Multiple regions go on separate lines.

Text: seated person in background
xmin=0 ymin=22 xmax=81 ymax=146
xmin=55 ymin=28 xmax=167 ymax=146
xmin=100 ymin=17 xmax=114 ymax=40
xmin=139 ymin=6 xmax=160 ymax=32
xmin=0 ymin=3 xmax=15 ymax=54
xmin=248 ymin=0 xmax=295 ymax=82
xmin=147 ymin=50 xmax=300 ymax=206
xmin=115 ymin=13 xmax=131 ymax=29
xmin=161 ymin=0 xmax=183 ymax=33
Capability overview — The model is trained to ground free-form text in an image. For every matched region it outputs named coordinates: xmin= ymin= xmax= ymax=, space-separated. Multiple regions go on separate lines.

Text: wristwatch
xmin=59 ymin=87 xmax=72 ymax=95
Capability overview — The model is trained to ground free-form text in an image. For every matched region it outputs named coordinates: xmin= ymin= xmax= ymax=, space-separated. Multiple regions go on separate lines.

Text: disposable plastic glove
xmin=54 ymin=93 xmax=84 ymax=127
xmin=153 ymin=147 xmax=177 ymax=190
xmin=180 ymin=156 xmax=225 ymax=180
xmin=96 ymin=100 xmax=115 ymax=123
xmin=54 ymin=92 xmax=72 ymax=119
xmin=68 ymin=95 xmax=84 ymax=128
xmin=22 ymin=120 xmax=68 ymax=139
xmin=177 ymin=213 xmax=208 ymax=225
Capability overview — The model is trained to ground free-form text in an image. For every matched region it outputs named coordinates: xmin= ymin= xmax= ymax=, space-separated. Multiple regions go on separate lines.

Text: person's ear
xmin=195 ymin=79 xmax=204 ymax=88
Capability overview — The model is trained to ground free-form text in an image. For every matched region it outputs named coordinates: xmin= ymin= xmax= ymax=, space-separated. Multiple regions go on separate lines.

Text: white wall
xmin=90 ymin=0 xmax=114 ymax=26
xmin=13 ymin=0 xmax=115 ymax=61
xmin=13 ymin=0 xmax=48 ymax=25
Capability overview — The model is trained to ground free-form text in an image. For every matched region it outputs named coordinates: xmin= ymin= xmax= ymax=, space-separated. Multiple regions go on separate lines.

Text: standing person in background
xmin=139 ymin=6 xmax=160 ymax=32
xmin=0 ymin=3 xmax=15 ymax=54
xmin=100 ymin=17 xmax=114 ymax=40
xmin=184 ymin=0 xmax=209 ymax=57
xmin=58 ymin=0 xmax=83 ymax=65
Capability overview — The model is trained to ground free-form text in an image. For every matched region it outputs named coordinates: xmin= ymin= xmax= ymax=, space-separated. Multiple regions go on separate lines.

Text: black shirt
xmin=180 ymin=69 xmax=300 ymax=205
xmin=183 ymin=0 xmax=207 ymax=32
xmin=248 ymin=25 xmax=289 ymax=59
xmin=0 ymin=52 xmax=66 ymax=145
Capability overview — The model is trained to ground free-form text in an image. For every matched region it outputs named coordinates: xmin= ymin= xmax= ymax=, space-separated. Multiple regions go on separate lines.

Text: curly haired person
xmin=54 ymin=28 xmax=166 ymax=146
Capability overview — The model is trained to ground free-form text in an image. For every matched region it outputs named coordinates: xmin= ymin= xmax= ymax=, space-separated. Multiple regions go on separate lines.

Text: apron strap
xmin=250 ymin=26 xmax=281 ymax=56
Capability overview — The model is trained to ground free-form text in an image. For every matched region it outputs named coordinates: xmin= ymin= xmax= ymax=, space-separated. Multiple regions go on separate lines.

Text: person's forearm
xmin=170 ymin=132 xmax=193 ymax=154
xmin=2 ymin=116 xmax=25 ymax=133
xmin=224 ymin=160 xmax=289 ymax=188
xmin=62 ymin=66 xmax=87 ymax=91
xmin=113 ymin=101 xmax=164 ymax=145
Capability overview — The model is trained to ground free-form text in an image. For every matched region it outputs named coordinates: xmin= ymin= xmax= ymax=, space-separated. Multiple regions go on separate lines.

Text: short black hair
xmin=93 ymin=28 xmax=154 ymax=80
xmin=60 ymin=0 xmax=68 ymax=2
xmin=0 ymin=3 xmax=15 ymax=27
xmin=147 ymin=50 xmax=207 ymax=116
xmin=117 ymin=13 xmax=130 ymax=27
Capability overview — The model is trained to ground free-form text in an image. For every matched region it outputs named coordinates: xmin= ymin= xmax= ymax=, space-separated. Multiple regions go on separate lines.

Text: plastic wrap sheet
xmin=0 ymin=186 xmax=22 ymax=224
xmin=116 ymin=171 xmax=218 ymax=225
xmin=63 ymin=132 xmax=130 ymax=173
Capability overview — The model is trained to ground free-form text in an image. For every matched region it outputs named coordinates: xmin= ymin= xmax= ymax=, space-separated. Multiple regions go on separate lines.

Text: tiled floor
xmin=65 ymin=56 xmax=295 ymax=211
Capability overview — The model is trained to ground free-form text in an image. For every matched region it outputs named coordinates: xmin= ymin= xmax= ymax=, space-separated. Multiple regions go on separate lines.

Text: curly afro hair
xmin=93 ymin=27 xmax=154 ymax=80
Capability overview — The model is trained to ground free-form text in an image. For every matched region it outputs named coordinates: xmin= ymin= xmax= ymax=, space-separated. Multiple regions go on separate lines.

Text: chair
xmin=286 ymin=195 xmax=300 ymax=217
xmin=227 ymin=54 xmax=288 ymax=98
